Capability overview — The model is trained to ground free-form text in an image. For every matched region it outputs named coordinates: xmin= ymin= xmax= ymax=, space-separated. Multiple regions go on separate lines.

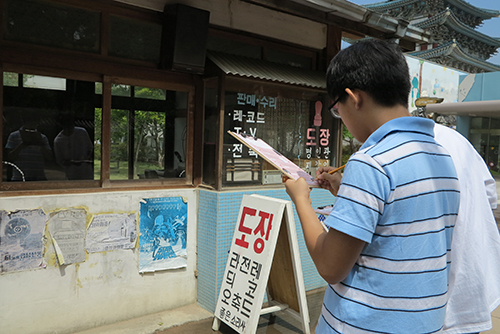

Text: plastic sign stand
xmin=212 ymin=194 xmax=310 ymax=334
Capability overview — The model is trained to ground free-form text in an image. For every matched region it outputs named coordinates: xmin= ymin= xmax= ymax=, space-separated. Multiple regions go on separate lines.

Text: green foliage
xmin=3 ymin=72 xmax=34 ymax=87
xmin=342 ymin=125 xmax=361 ymax=165
xmin=94 ymin=143 xmax=101 ymax=160
xmin=113 ymin=142 xmax=128 ymax=161
xmin=94 ymin=86 xmax=170 ymax=176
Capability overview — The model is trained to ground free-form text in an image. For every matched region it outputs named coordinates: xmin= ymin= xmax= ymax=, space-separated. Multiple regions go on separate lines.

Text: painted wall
xmin=0 ymin=188 xmax=198 ymax=334
xmin=458 ymin=72 xmax=500 ymax=102
xmin=406 ymin=55 xmax=465 ymax=110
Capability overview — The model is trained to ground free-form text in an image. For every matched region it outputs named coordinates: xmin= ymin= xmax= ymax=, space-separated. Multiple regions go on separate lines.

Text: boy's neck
xmin=350 ymin=90 xmax=410 ymax=142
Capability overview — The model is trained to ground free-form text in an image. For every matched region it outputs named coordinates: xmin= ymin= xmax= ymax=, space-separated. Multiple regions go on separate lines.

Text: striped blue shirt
xmin=319 ymin=117 xmax=460 ymax=334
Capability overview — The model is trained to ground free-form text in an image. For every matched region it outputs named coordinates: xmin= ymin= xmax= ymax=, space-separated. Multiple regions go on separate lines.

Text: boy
xmin=285 ymin=40 xmax=460 ymax=333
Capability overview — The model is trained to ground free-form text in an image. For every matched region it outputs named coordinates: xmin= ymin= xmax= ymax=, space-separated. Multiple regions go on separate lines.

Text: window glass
xmin=222 ymin=91 xmax=334 ymax=186
xmin=23 ymin=75 xmax=66 ymax=91
xmin=470 ymin=117 xmax=489 ymax=129
xmin=207 ymin=36 xmax=261 ymax=59
xmin=2 ymin=73 xmax=99 ymax=182
xmin=3 ymin=72 xmax=19 ymax=87
xmin=487 ymin=134 xmax=500 ymax=172
xmin=266 ymin=48 xmax=312 ymax=69
xmin=109 ymin=15 xmax=162 ymax=62
xmin=109 ymin=84 xmax=187 ymax=180
xmin=5 ymin=0 xmax=100 ymax=53
xmin=490 ymin=117 xmax=500 ymax=130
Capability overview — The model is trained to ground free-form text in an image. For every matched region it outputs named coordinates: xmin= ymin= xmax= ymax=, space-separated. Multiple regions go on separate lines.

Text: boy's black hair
xmin=326 ymin=39 xmax=411 ymax=107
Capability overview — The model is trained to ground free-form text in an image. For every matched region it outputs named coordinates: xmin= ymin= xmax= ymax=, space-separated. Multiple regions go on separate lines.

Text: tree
xmin=342 ymin=125 xmax=361 ymax=165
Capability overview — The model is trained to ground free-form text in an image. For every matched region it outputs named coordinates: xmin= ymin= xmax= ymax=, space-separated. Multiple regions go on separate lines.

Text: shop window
xmin=470 ymin=117 xmax=489 ymax=130
xmin=222 ymin=91 xmax=334 ymax=187
xmin=5 ymin=0 xmax=100 ymax=53
xmin=266 ymin=48 xmax=312 ymax=69
xmin=3 ymin=73 xmax=20 ymax=87
xmin=206 ymin=33 xmax=314 ymax=70
xmin=103 ymin=84 xmax=187 ymax=180
xmin=2 ymin=73 xmax=99 ymax=182
xmin=207 ymin=35 xmax=261 ymax=59
xmin=109 ymin=15 xmax=162 ymax=62
xmin=490 ymin=118 xmax=500 ymax=130
xmin=2 ymin=72 xmax=189 ymax=185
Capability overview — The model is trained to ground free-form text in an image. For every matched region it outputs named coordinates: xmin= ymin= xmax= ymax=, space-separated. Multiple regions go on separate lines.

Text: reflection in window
xmin=222 ymin=91 xmax=333 ymax=187
xmin=3 ymin=72 xmax=19 ymax=87
xmin=109 ymin=15 xmax=162 ymax=62
xmin=23 ymin=75 xmax=66 ymax=91
xmin=267 ymin=48 xmax=312 ymax=69
xmin=5 ymin=0 xmax=100 ymax=53
xmin=2 ymin=73 xmax=99 ymax=182
xmin=109 ymin=84 xmax=187 ymax=180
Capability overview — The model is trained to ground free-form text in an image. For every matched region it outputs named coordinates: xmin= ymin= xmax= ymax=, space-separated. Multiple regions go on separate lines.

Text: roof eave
xmin=409 ymin=41 xmax=500 ymax=72
xmin=364 ymin=0 xmax=500 ymax=20
xmin=280 ymin=0 xmax=430 ymax=43
xmin=416 ymin=9 xmax=500 ymax=46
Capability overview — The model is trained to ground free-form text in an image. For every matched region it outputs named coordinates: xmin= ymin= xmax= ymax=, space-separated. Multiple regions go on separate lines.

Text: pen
xmin=328 ymin=164 xmax=346 ymax=174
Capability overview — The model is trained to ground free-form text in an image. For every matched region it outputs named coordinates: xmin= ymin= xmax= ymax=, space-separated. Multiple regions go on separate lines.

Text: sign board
xmin=212 ymin=194 xmax=310 ymax=334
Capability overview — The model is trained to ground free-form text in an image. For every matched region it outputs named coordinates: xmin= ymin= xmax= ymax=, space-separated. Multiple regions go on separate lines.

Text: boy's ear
xmin=345 ymin=88 xmax=362 ymax=109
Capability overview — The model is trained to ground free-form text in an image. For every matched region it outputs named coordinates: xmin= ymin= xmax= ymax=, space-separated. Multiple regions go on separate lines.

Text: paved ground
xmin=157 ymin=288 xmax=325 ymax=334
xmin=156 ymin=288 xmax=500 ymax=334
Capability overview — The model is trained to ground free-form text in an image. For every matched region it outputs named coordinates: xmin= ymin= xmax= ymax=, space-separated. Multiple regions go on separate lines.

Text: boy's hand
xmin=316 ymin=167 xmax=343 ymax=196
xmin=284 ymin=177 xmax=312 ymax=205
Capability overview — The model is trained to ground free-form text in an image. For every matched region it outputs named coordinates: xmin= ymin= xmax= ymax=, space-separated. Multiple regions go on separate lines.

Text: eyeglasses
xmin=328 ymin=97 xmax=342 ymax=119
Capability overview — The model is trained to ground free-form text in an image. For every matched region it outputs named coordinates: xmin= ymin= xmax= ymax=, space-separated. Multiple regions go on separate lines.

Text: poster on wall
xmin=86 ymin=213 xmax=137 ymax=253
xmin=139 ymin=196 xmax=188 ymax=273
xmin=0 ymin=209 xmax=46 ymax=273
xmin=47 ymin=208 xmax=87 ymax=265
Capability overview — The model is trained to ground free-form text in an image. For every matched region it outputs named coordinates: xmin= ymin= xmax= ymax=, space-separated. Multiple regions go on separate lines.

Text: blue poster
xmin=139 ymin=196 xmax=187 ymax=273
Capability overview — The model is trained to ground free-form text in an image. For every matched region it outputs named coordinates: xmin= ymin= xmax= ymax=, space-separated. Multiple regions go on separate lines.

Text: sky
xmin=348 ymin=0 xmax=500 ymax=65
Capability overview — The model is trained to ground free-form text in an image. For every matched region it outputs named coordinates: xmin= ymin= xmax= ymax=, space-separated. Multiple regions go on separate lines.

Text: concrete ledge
xmin=74 ymin=303 xmax=213 ymax=334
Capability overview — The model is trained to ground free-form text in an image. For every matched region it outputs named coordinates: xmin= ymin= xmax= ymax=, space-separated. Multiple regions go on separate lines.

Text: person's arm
xmin=6 ymin=142 xmax=27 ymax=161
xmin=285 ymin=177 xmax=366 ymax=284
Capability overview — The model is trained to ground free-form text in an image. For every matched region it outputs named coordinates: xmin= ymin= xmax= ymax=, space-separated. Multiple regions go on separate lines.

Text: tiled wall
xmin=197 ymin=187 xmax=332 ymax=313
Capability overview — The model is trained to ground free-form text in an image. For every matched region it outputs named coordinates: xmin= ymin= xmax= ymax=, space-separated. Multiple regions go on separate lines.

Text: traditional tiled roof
xmin=362 ymin=0 xmax=500 ymax=72
xmin=365 ymin=0 xmax=499 ymax=21
xmin=408 ymin=40 xmax=500 ymax=72
xmin=415 ymin=8 xmax=500 ymax=47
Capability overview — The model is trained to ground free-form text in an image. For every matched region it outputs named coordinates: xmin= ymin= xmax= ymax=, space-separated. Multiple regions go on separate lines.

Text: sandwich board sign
xmin=212 ymin=194 xmax=310 ymax=334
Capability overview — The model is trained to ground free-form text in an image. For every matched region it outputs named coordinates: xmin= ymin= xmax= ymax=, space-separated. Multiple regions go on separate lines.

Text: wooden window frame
xmin=1 ymin=64 xmax=196 ymax=195
xmin=0 ymin=0 xmax=203 ymax=195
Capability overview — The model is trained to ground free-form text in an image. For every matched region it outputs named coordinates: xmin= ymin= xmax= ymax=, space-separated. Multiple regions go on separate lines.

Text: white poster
xmin=47 ymin=208 xmax=87 ymax=265
xmin=85 ymin=213 xmax=137 ymax=253
xmin=0 ymin=209 xmax=46 ymax=273
xmin=139 ymin=197 xmax=188 ymax=273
